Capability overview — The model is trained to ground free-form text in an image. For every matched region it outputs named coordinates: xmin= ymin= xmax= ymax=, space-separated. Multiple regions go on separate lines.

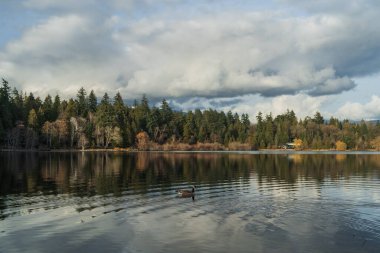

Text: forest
xmin=1 ymin=78 xmax=380 ymax=151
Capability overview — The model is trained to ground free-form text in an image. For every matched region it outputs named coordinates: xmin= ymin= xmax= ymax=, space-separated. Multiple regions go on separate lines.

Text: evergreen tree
xmin=134 ymin=94 xmax=150 ymax=132
xmin=313 ymin=111 xmax=324 ymax=124
xmin=53 ymin=95 xmax=61 ymax=120
xmin=42 ymin=94 xmax=54 ymax=122
xmin=0 ymin=79 xmax=12 ymax=133
xmin=11 ymin=88 xmax=25 ymax=123
xmin=76 ymin=87 xmax=88 ymax=117
xmin=88 ymin=90 xmax=97 ymax=113
xmin=160 ymin=99 xmax=173 ymax=125
xmin=113 ymin=92 xmax=128 ymax=146
xmin=183 ymin=111 xmax=196 ymax=144
xmin=94 ymin=93 xmax=116 ymax=148
xmin=96 ymin=93 xmax=115 ymax=128
xmin=147 ymin=107 xmax=161 ymax=142
xmin=264 ymin=113 xmax=274 ymax=148
xmin=255 ymin=112 xmax=265 ymax=148
xmin=238 ymin=113 xmax=250 ymax=143
xmin=34 ymin=97 xmax=42 ymax=111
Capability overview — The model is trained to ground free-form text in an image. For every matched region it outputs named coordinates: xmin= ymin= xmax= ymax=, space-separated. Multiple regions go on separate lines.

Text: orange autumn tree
xmin=335 ymin=140 xmax=347 ymax=151
xmin=136 ymin=131 xmax=150 ymax=151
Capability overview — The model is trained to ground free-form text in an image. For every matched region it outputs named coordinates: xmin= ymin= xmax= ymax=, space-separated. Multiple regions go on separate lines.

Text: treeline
xmin=253 ymin=111 xmax=380 ymax=150
xmin=1 ymin=78 xmax=380 ymax=150
xmin=0 ymin=79 xmax=250 ymax=150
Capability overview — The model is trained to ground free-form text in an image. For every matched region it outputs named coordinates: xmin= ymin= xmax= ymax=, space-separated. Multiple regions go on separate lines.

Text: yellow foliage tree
xmin=293 ymin=138 xmax=303 ymax=150
xmin=370 ymin=136 xmax=380 ymax=151
xmin=335 ymin=140 xmax=347 ymax=151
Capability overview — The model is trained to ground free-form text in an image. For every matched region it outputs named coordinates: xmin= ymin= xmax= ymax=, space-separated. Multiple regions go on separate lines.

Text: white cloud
xmin=0 ymin=0 xmax=379 ymax=114
xmin=279 ymin=0 xmax=380 ymax=14
xmin=23 ymin=0 xmax=182 ymax=12
xmin=336 ymin=96 xmax=380 ymax=120
xmin=0 ymin=14 xmax=126 ymax=96
xmin=6 ymin=15 xmax=87 ymax=56
xmin=249 ymin=94 xmax=326 ymax=119
xmin=115 ymin=11 xmax=364 ymax=99
xmin=171 ymin=94 xmax=327 ymax=122
xmin=23 ymin=0 xmax=97 ymax=10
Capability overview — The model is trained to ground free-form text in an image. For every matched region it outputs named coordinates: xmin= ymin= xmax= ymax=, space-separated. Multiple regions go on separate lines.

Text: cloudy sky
xmin=1 ymin=0 xmax=380 ymax=121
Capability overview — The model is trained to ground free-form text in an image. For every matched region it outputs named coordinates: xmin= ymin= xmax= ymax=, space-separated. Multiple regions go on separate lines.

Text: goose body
xmin=177 ymin=185 xmax=195 ymax=198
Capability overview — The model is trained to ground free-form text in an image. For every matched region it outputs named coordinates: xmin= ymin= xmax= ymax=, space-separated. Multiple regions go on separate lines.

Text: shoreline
xmin=1 ymin=148 xmax=380 ymax=153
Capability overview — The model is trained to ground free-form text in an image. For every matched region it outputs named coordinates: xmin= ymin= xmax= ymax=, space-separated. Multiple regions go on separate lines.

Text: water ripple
xmin=1 ymin=152 xmax=380 ymax=253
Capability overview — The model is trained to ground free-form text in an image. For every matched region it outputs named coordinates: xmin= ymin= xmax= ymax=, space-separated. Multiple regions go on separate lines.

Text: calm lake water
xmin=1 ymin=151 xmax=380 ymax=253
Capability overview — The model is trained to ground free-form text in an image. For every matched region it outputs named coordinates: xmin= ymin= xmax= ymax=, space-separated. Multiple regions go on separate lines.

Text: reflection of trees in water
xmin=257 ymin=154 xmax=380 ymax=184
xmin=1 ymin=152 xmax=380 ymax=197
xmin=0 ymin=152 xmax=40 ymax=195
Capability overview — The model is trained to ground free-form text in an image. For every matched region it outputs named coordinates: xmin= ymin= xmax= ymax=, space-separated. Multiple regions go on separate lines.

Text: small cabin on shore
xmin=282 ymin=143 xmax=295 ymax=149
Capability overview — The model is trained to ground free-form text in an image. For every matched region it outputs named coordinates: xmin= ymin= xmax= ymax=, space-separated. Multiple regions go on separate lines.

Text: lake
xmin=0 ymin=151 xmax=380 ymax=253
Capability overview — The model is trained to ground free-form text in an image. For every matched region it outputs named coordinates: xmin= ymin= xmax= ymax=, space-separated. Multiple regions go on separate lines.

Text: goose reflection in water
xmin=177 ymin=185 xmax=196 ymax=200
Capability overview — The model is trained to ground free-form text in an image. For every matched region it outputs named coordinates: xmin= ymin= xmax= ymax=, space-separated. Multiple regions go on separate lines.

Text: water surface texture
xmin=1 ymin=152 xmax=380 ymax=252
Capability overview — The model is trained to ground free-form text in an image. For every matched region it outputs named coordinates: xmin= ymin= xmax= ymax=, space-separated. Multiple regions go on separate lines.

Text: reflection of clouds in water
xmin=122 ymin=179 xmax=378 ymax=253
xmin=329 ymin=178 xmax=380 ymax=205
xmin=1 ymin=152 xmax=380 ymax=252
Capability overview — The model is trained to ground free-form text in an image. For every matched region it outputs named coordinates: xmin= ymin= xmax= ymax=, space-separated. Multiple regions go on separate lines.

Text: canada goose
xmin=177 ymin=185 xmax=196 ymax=198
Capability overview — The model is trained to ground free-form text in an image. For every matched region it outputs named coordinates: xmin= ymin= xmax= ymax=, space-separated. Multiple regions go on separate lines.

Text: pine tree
xmin=53 ymin=95 xmax=61 ymax=120
xmin=134 ymin=94 xmax=150 ymax=132
xmin=76 ymin=87 xmax=88 ymax=117
xmin=88 ymin=90 xmax=97 ymax=113
xmin=255 ymin=112 xmax=265 ymax=148
xmin=113 ymin=92 xmax=128 ymax=147
xmin=147 ymin=107 xmax=161 ymax=142
xmin=183 ymin=111 xmax=196 ymax=144
xmin=95 ymin=93 xmax=116 ymax=148
xmin=313 ymin=111 xmax=324 ymax=124
xmin=160 ymin=99 xmax=173 ymax=125
xmin=0 ymin=79 xmax=12 ymax=135
xmin=97 ymin=93 xmax=114 ymax=128
xmin=42 ymin=94 xmax=54 ymax=122
xmin=264 ymin=113 xmax=274 ymax=148
xmin=11 ymin=88 xmax=25 ymax=123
